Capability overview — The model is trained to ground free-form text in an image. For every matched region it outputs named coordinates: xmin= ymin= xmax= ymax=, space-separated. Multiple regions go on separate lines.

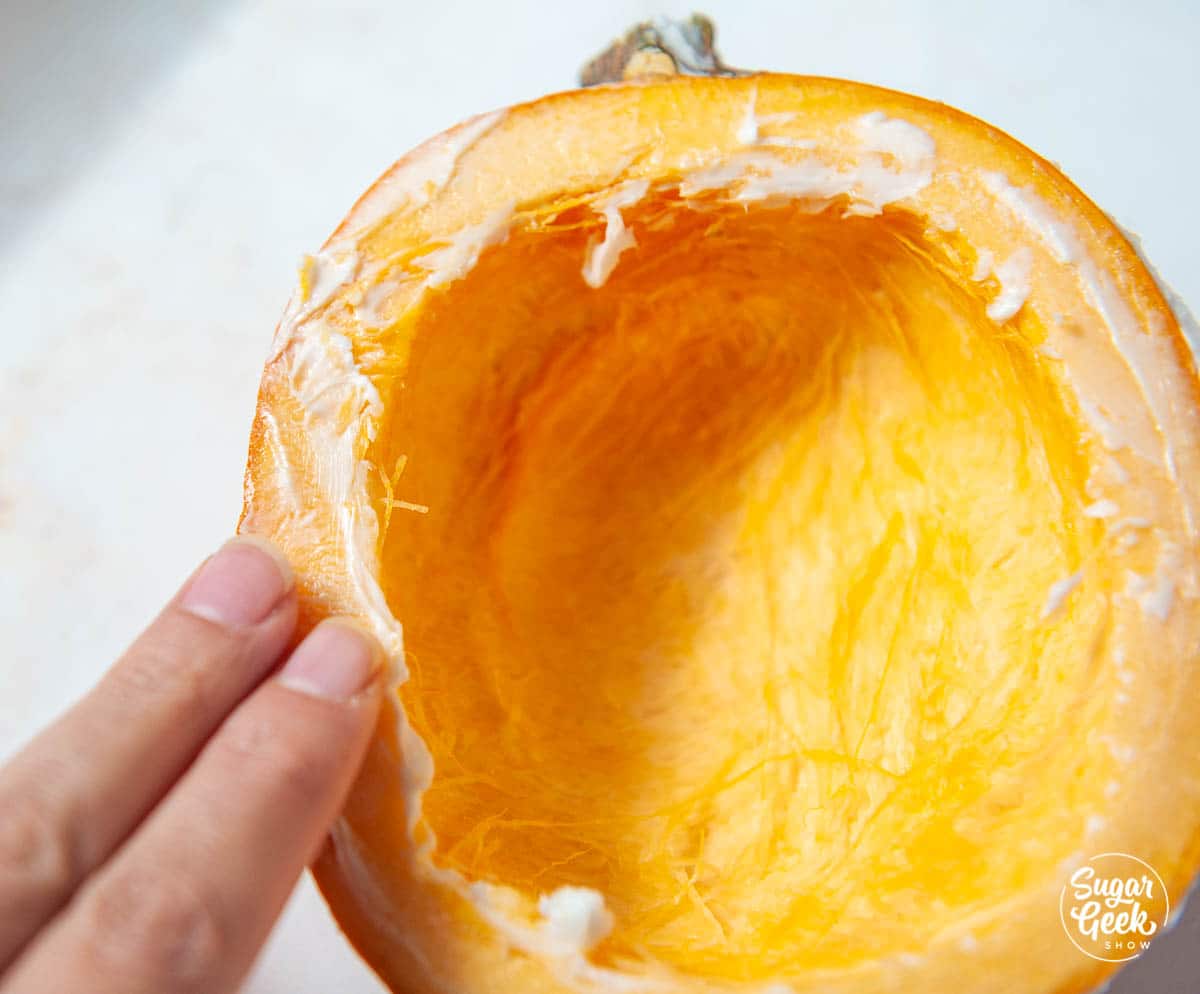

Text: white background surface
xmin=2 ymin=1 xmax=1198 ymax=991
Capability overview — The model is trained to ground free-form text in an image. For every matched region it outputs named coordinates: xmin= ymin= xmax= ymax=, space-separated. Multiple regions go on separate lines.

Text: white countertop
xmin=2 ymin=1 xmax=1198 ymax=990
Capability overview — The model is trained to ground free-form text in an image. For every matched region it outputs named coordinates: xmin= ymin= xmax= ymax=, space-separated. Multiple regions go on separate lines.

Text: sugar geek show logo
xmin=1059 ymin=853 xmax=1169 ymax=962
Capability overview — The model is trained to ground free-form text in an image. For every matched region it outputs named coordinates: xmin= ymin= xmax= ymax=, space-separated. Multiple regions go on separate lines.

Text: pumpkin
xmin=240 ymin=16 xmax=1200 ymax=994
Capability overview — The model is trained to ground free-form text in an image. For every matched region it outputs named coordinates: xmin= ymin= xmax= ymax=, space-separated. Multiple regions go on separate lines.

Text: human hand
xmin=0 ymin=537 xmax=383 ymax=994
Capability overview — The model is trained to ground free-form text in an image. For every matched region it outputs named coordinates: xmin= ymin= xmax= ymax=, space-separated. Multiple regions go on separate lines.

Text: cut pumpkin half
xmin=240 ymin=18 xmax=1200 ymax=994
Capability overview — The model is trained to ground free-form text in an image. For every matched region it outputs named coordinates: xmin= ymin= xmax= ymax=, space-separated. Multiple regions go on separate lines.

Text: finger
xmin=2 ymin=619 xmax=383 ymax=994
xmin=0 ymin=536 xmax=297 ymax=969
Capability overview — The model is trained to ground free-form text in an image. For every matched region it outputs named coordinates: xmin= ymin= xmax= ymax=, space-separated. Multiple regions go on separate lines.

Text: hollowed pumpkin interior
xmin=369 ymin=196 xmax=1113 ymax=980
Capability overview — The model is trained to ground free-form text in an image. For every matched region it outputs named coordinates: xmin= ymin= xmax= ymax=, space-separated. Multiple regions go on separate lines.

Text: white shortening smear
xmin=277 ymin=327 xmax=406 ymax=665
xmin=413 ymin=204 xmax=514 ymax=288
xmin=856 ymin=110 xmax=936 ymax=163
xmin=1103 ymin=736 xmax=1137 ymax=764
xmin=1128 ymin=566 xmax=1176 ymax=619
xmin=984 ymin=169 xmax=1196 ymax=542
xmin=971 ymin=248 xmax=994 ymax=282
xmin=301 ymin=252 xmax=360 ymax=316
xmin=1116 ymin=516 xmax=1152 ymax=531
xmin=582 ymin=179 xmax=651 ymax=288
xmin=986 ymin=247 xmax=1033 ymax=322
xmin=735 ymin=89 xmax=809 ymax=148
xmin=353 ymin=274 xmax=397 ymax=331
xmin=592 ymin=113 xmax=936 ymax=286
xmin=1041 ymin=571 xmax=1082 ymax=620
xmin=271 ymin=115 xmax=511 ymax=344
xmin=1083 ymin=499 xmax=1119 ymax=519
xmin=1142 ymin=572 xmax=1176 ymax=621
xmin=1116 ymin=531 xmax=1141 ymax=553
xmin=928 ymin=209 xmax=957 ymax=232
xmin=685 ymin=112 xmax=935 ymax=216
xmin=287 ymin=327 xmax=381 ymax=422
xmin=1074 ymin=254 xmax=1190 ymax=510
xmin=980 ymin=171 xmax=1077 ymax=264
xmin=538 ymin=886 xmax=616 ymax=953
xmin=680 ymin=154 xmax=772 ymax=197
xmin=735 ymin=91 xmax=760 ymax=145
xmin=271 ymin=250 xmax=361 ymax=360
xmin=1106 ymin=457 xmax=1131 ymax=486
xmin=333 ymin=109 xmax=506 ymax=245
xmin=1077 ymin=398 xmax=1128 ymax=453
xmin=756 ymin=133 xmax=815 ymax=150
xmin=458 ymin=878 xmax=661 ymax=992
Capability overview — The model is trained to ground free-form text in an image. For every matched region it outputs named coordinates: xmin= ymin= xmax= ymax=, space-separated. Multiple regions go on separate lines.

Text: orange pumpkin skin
xmin=241 ymin=70 xmax=1200 ymax=994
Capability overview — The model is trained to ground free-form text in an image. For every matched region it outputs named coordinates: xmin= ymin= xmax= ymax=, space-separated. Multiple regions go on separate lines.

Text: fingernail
xmin=181 ymin=536 xmax=294 ymax=626
xmin=277 ymin=619 xmax=383 ymax=701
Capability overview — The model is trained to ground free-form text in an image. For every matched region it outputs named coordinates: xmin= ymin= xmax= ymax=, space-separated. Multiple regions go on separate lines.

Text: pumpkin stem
xmin=579 ymin=14 xmax=745 ymax=85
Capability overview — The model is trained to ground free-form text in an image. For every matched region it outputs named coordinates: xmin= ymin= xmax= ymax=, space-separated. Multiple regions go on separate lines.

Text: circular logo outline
xmin=1059 ymin=851 xmax=1169 ymax=963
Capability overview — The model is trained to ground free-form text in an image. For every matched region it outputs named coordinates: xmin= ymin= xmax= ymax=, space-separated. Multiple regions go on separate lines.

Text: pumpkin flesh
xmin=380 ymin=198 xmax=1098 ymax=977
